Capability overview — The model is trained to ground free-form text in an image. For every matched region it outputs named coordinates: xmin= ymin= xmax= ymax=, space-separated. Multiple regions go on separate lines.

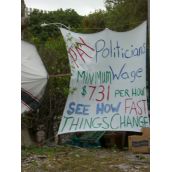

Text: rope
xmin=70 ymin=21 xmax=146 ymax=30
xmin=49 ymin=73 xmax=71 ymax=78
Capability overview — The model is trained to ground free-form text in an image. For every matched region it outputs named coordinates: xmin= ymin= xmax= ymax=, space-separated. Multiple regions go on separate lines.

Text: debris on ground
xmin=22 ymin=145 xmax=149 ymax=172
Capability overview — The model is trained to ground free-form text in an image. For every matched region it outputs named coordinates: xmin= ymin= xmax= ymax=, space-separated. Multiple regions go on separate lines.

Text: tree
xmin=82 ymin=10 xmax=106 ymax=33
xmin=105 ymin=0 xmax=148 ymax=31
xmin=25 ymin=9 xmax=83 ymax=43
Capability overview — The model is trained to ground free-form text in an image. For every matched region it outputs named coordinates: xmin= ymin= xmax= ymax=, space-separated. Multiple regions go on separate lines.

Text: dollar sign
xmin=81 ymin=85 xmax=87 ymax=96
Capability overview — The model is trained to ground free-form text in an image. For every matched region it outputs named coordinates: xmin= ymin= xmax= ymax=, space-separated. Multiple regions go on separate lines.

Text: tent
xmin=21 ymin=40 xmax=48 ymax=113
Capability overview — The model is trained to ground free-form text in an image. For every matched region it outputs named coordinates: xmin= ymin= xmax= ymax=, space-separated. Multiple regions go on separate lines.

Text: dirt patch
xmin=22 ymin=146 xmax=149 ymax=172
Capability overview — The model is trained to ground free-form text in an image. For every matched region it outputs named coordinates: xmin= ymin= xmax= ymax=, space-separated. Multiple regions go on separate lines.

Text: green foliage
xmin=26 ymin=9 xmax=83 ymax=43
xmin=81 ymin=10 xmax=107 ymax=33
xmin=105 ymin=0 xmax=148 ymax=31
xmin=39 ymin=37 xmax=69 ymax=74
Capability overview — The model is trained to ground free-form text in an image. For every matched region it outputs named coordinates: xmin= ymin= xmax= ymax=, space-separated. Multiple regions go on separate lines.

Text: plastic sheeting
xmin=21 ymin=40 xmax=48 ymax=114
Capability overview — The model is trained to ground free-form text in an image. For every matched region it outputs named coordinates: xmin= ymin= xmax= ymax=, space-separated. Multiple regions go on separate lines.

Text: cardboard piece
xmin=128 ymin=127 xmax=150 ymax=153
xmin=142 ymin=127 xmax=150 ymax=137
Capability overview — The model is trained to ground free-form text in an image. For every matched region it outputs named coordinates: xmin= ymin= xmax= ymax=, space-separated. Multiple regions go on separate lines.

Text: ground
xmin=22 ymin=145 xmax=149 ymax=172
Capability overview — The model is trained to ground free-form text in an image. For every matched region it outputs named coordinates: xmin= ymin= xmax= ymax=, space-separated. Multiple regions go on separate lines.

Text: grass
xmin=22 ymin=145 xmax=149 ymax=172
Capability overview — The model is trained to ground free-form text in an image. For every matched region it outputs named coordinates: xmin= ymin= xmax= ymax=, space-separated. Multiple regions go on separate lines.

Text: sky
xmin=24 ymin=0 xmax=106 ymax=16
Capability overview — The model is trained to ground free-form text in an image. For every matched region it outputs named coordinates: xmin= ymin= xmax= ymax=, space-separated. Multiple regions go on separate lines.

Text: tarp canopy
xmin=21 ymin=40 xmax=48 ymax=114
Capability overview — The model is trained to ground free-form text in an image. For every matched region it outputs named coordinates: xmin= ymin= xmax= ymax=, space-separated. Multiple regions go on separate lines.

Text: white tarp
xmin=58 ymin=21 xmax=149 ymax=135
xmin=21 ymin=40 xmax=48 ymax=114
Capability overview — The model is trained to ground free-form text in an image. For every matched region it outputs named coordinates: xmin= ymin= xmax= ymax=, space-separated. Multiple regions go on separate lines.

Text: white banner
xmin=58 ymin=21 xmax=149 ymax=135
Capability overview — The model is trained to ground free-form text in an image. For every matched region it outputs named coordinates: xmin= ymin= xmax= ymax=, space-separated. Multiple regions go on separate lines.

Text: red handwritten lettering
xmin=125 ymin=98 xmax=147 ymax=115
xmin=68 ymin=48 xmax=79 ymax=68
xmin=67 ymin=37 xmax=95 ymax=68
